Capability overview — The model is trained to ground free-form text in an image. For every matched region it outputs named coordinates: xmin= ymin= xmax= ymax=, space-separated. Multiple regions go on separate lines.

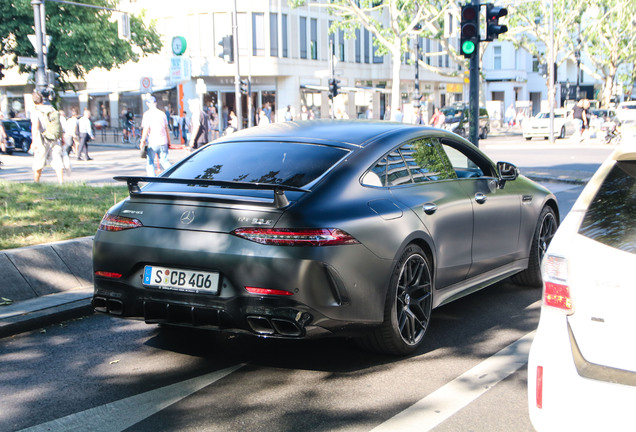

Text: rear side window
xmin=168 ymin=141 xmax=349 ymax=188
xmin=578 ymin=161 xmax=636 ymax=254
xmin=364 ymin=138 xmax=455 ymax=187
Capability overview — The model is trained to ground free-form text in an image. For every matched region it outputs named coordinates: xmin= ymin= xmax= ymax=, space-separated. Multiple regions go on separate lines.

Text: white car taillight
xmin=542 ymin=254 xmax=574 ymax=314
xmin=98 ymin=213 xmax=143 ymax=231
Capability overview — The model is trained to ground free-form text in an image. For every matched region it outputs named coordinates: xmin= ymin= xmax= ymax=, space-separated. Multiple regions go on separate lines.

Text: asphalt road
xmin=0 ymin=133 xmax=611 ymax=432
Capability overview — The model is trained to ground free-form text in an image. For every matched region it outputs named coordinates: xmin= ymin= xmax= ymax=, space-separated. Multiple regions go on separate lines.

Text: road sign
xmin=17 ymin=56 xmax=38 ymax=66
xmin=140 ymin=76 xmax=152 ymax=93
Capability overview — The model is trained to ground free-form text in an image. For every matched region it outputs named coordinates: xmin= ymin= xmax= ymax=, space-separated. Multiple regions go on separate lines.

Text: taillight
xmin=245 ymin=286 xmax=294 ymax=296
xmin=535 ymin=366 xmax=543 ymax=409
xmin=232 ymin=228 xmax=359 ymax=246
xmin=98 ymin=213 xmax=143 ymax=231
xmin=542 ymin=254 xmax=573 ymax=313
xmin=94 ymin=271 xmax=122 ymax=279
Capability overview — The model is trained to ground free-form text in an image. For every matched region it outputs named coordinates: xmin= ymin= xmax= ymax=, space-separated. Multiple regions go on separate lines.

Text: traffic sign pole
xmin=469 ymin=0 xmax=480 ymax=147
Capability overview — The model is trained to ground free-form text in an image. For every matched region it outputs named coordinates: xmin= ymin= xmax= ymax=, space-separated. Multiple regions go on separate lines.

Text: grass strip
xmin=0 ymin=182 xmax=128 ymax=250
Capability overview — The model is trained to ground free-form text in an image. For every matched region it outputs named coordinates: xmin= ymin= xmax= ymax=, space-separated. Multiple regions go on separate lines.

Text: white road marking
xmin=19 ymin=364 xmax=244 ymax=432
xmin=370 ymin=331 xmax=536 ymax=432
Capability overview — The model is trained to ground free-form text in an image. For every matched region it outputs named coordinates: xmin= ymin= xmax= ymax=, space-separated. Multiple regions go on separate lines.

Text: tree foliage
xmin=581 ymin=0 xmax=636 ymax=106
xmin=289 ymin=0 xmax=461 ymax=119
xmin=0 ymin=0 xmax=162 ymax=89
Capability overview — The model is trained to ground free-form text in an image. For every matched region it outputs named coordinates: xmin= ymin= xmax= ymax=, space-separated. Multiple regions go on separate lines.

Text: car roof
xmin=212 ymin=120 xmax=441 ymax=148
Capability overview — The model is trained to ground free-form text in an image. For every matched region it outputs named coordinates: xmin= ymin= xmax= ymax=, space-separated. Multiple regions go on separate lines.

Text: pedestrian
xmin=64 ymin=107 xmax=80 ymax=156
xmin=77 ymin=108 xmax=94 ymax=161
xmin=394 ymin=106 xmax=404 ymax=122
xmin=140 ymin=95 xmax=171 ymax=176
xmin=284 ymin=105 xmax=293 ymax=121
xmin=572 ymin=99 xmax=589 ymax=143
xmin=180 ymin=110 xmax=188 ymax=143
xmin=58 ymin=109 xmax=72 ymax=174
xmin=258 ymin=109 xmax=270 ymax=126
xmin=227 ymin=111 xmax=238 ymax=133
xmin=0 ymin=112 xmax=7 ymax=167
xmin=209 ymin=106 xmax=220 ymax=139
xmin=505 ymin=104 xmax=515 ymax=129
xmin=430 ymin=106 xmax=446 ymax=128
xmin=31 ymin=89 xmax=65 ymax=183
xmin=187 ymin=99 xmax=209 ymax=153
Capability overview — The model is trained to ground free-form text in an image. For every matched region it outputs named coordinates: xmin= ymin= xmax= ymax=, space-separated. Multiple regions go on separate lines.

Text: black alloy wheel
xmin=359 ymin=245 xmax=433 ymax=355
xmin=512 ymin=206 xmax=558 ymax=287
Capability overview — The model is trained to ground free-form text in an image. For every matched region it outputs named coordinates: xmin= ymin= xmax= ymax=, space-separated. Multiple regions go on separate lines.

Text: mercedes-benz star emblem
xmin=180 ymin=210 xmax=195 ymax=225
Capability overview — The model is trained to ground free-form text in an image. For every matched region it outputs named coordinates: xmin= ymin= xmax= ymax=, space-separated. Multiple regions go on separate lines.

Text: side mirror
xmin=497 ymin=161 xmax=519 ymax=188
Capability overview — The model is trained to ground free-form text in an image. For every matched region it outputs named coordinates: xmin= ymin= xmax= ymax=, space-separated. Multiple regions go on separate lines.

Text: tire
xmin=20 ymin=140 xmax=29 ymax=152
xmin=358 ymin=245 xmax=433 ymax=355
xmin=525 ymin=137 xmax=532 ymax=141
xmin=511 ymin=206 xmax=558 ymax=287
xmin=480 ymin=128 xmax=488 ymax=140
xmin=559 ymin=126 xmax=566 ymax=139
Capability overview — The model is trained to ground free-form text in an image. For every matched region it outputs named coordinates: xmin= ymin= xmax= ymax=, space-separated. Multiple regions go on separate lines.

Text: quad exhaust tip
xmin=247 ymin=315 xmax=303 ymax=337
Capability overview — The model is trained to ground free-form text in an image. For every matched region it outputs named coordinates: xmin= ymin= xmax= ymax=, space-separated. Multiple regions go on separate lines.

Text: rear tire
xmin=559 ymin=126 xmax=566 ymax=139
xmin=511 ymin=206 xmax=558 ymax=287
xmin=358 ymin=245 xmax=433 ymax=355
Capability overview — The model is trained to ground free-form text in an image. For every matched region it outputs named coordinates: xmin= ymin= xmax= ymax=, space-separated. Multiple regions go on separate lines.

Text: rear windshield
xmin=578 ymin=161 xmax=636 ymax=254
xmin=168 ymin=141 xmax=349 ymax=188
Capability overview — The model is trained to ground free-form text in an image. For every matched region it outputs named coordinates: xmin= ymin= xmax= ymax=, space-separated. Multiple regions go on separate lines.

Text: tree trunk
xmin=390 ymin=43 xmax=402 ymax=121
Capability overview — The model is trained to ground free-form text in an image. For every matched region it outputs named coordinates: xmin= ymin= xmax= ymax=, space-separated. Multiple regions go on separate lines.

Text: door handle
xmin=422 ymin=203 xmax=438 ymax=215
xmin=475 ymin=193 xmax=487 ymax=204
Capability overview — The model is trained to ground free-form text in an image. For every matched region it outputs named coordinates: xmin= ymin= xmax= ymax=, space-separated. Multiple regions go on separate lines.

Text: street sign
xmin=140 ymin=76 xmax=152 ymax=93
xmin=17 ymin=56 xmax=38 ymax=66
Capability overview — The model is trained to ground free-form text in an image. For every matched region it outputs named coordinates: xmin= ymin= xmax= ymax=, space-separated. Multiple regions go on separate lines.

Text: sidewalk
xmin=0 ymin=147 xmax=591 ymax=339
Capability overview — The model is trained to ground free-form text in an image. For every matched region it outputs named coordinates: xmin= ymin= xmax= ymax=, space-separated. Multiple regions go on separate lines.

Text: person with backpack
xmin=31 ymin=89 xmax=65 ymax=184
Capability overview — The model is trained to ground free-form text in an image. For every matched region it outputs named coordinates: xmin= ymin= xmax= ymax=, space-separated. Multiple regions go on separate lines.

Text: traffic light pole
xmin=31 ymin=0 xmax=47 ymax=91
xmin=232 ymin=0 xmax=242 ymax=130
xmin=469 ymin=0 xmax=480 ymax=147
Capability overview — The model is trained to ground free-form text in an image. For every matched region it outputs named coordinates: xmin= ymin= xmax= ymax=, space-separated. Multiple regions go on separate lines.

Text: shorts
xmin=32 ymin=138 xmax=64 ymax=172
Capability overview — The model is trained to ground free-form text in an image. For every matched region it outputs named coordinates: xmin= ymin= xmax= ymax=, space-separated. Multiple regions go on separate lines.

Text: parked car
xmin=92 ymin=120 xmax=558 ymax=355
xmin=528 ymin=143 xmax=636 ymax=430
xmin=616 ymin=100 xmax=636 ymax=123
xmin=2 ymin=119 xmax=32 ymax=152
xmin=523 ymin=109 xmax=576 ymax=140
xmin=441 ymin=105 xmax=491 ymax=139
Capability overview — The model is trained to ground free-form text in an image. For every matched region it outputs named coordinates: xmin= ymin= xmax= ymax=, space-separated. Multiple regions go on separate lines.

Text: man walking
xmin=140 ymin=95 xmax=171 ymax=176
xmin=77 ymin=108 xmax=94 ymax=161
xmin=31 ymin=90 xmax=65 ymax=183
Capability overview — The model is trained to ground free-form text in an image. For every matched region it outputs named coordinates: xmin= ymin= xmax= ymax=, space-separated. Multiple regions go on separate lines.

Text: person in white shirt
xmin=77 ymin=108 xmax=94 ymax=161
xmin=140 ymin=95 xmax=171 ymax=176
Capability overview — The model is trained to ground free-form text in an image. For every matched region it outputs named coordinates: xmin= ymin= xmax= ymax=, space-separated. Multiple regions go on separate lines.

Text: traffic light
xmin=239 ymin=79 xmax=248 ymax=95
xmin=328 ymin=78 xmax=340 ymax=99
xmin=0 ymin=64 xmax=4 ymax=80
xmin=485 ymin=4 xmax=508 ymax=41
xmin=218 ymin=35 xmax=234 ymax=63
xmin=460 ymin=4 xmax=479 ymax=58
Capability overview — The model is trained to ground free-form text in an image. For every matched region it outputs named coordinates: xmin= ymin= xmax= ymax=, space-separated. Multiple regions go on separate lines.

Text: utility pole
xmin=31 ymin=0 xmax=47 ymax=90
xmin=232 ymin=0 xmax=242 ymax=130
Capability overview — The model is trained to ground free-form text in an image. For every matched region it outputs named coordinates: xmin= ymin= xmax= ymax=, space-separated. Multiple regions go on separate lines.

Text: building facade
xmin=0 ymin=0 xmax=465 ymax=131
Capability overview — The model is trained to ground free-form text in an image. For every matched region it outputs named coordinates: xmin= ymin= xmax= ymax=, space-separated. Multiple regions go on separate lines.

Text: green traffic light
xmin=462 ymin=40 xmax=475 ymax=56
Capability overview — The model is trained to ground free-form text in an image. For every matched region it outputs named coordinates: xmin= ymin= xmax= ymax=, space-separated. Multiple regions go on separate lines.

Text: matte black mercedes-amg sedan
xmin=93 ymin=120 xmax=559 ymax=355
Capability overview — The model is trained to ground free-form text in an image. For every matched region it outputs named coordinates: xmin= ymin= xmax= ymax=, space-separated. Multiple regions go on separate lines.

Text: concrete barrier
xmin=0 ymin=237 xmax=94 ymax=303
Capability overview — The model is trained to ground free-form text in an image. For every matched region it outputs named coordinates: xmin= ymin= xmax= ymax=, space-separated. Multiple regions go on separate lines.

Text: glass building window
xmin=252 ymin=13 xmax=265 ymax=56
xmin=354 ymin=28 xmax=361 ymax=63
xmin=270 ymin=13 xmax=278 ymax=57
xmin=282 ymin=14 xmax=288 ymax=57
xmin=300 ymin=17 xmax=307 ymax=59
xmin=364 ymin=29 xmax=370 ymax=63
xmin=494 ymin=46 xmax=502 ymax=70
xmin=339 ymin=29 xmax=345 ymax=61
xmin=310 ymin=18 xmax=318 ymax=60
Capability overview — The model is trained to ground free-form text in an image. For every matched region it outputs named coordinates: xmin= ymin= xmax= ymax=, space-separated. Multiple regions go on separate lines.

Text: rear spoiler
xmin=113 ymin=176 xmax=311 ymax=208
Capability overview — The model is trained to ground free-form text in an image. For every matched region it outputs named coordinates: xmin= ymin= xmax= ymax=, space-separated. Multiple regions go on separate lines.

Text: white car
xmin=616 ymin=101 xmax=636 ymax=123
xmin=523 ymin=109 xmax=576 ymax=140
xmin=527 ymin=144 xmax=636 ymax=431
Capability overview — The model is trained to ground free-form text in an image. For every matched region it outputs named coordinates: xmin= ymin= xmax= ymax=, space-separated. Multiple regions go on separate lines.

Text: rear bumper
xmin=528 ymin=309 xmax=636 ymax=430
xmin=93 ymin=227 xmax=393 ymax=338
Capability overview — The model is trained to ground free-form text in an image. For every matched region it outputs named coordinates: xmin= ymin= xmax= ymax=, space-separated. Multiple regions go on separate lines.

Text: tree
xmin=581 ymin=0 xmax=636 ymax=106
xmin=505 ymin=0 xmax=585 ymax=95
xmin=289 ymin=0 xmax=461 ymax=120
xmin=0 ymin=0 xmax=162 ymax=90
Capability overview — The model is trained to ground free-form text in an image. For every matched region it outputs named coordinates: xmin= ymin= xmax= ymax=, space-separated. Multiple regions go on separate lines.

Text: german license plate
xmin=143 ymin=266 xmax=219 ymax=293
